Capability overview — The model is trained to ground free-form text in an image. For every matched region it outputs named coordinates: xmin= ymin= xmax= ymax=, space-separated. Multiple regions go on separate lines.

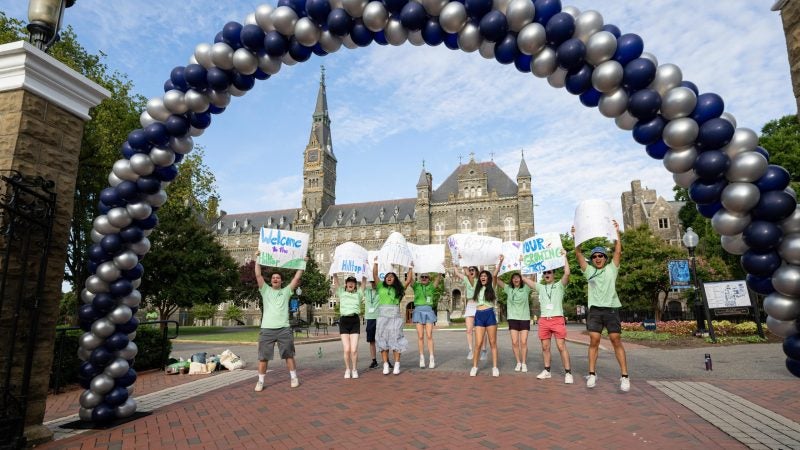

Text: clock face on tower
xmin=307 ymin=150 xmax=319 ymax=162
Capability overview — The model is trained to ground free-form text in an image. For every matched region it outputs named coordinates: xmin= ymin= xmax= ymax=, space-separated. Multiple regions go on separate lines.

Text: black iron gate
xmin=0 ymin=171 xmax=56 ymax=449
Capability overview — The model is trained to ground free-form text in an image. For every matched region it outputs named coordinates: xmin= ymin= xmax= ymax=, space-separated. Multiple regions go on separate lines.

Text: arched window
xmin=477 ymin=218 xmax=487 ymax=235
xmin=476 ymin=187 xmax=482 ymax=197
xmin=460 ymin=219 xmax=471 ymax=233
xmin=374 ymin=229 xmax=381 ymax=239
xmin=464 ymin=187 xmax=469 ymax=198
xmin=504 ymin=217 xmax=515 ymax=241
xmin=360 ymin=229 xmax=367 ymax=239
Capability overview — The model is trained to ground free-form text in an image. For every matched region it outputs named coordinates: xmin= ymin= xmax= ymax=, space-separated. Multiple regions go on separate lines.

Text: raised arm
xmin=560 ymin=250 xmax=571 ymax=286
xmin=331 ymin=274 xmax=339 ymax=291
xmin=359 ymin=276 xmax=367 ymax=293
xmin=493 ymin=255 xmax=503 ymax=288
xmin=611 ymin=219 xmax=622 ymax=267
xmin=433 ymin=273 xmax=442 ymax=287
xmin=572 ymin=225 xmax=587 ymax=271
xmin=372 ymin=256 xmax=379 ymax=285
xmin=404 ymin=265 xmax=415 ymax=290
xmin=521 ymin=274 xmax=536 ymax=289
xmin=288 ymin=257 xmax=307 ymax=291
xmin=254 ymin=251 xmax=265 ymax=289
xmin=453 ymin=265 xmax=467 ymax=282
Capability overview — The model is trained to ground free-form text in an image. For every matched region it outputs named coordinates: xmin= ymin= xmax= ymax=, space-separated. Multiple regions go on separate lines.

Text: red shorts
xmin=538 ymin=316 xmax=567 ymax=340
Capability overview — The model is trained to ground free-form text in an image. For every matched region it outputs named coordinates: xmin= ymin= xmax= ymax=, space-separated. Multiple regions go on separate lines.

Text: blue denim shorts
xmin=474 ymin=308 xmax=497 ymax=327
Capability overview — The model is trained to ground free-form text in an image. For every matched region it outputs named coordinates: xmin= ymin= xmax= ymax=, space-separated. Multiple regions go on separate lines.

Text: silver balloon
xmin=786 ymin=186 xmax=797 ymax=201
xmin=104 ymin=358 xmax=130 ymax=378
xmin=93 ymin=215 xmax=119 ymax=235
xmin=773 ymin=265 xmax=800 ymax=297
xmin=423 ymin=0 xmax=449 ymax=16
xmin=80 ymin=390 xmax=104 ymax=409
xmin=562 ymin=5 xmax=579 ymax=18
xmin=146 ymin=189 xmax=168 ymax=208
xmin=440 ymin=1 xmax=468 ymax=34
xmin=120 ymin=290 xmax=142 ymax=308
xmin=362 ymin=1 xmax=388 ymax=32
xmin=598 ymin=88 xmax=628 ymax=118
xmin=108 ymin=172 xmax=123 ymax=187
xmin=115 ymin=398 xmax=137 ymax=419
xmin=281 ymin=53 xmax=299 ymax=65
xmin=184 ymin=89 xmax=210 ymax=113
xmin=112 ymin=159 xmax=138 ymax=182
xmin=662 ymin=146 xmax=697 ymax=174
xmin=662 ymin=117 xmax=699 ymax=149
xmin=129 ymin=237 xmax=151 ymax=256
xmin=330 ymin=0 xmax=344 ymax=8
xmin=720 ymin=182 xmax=760 ymax=213
xmin=129 ymin=153 xmax=155 ymax=176
xmin=720 ymin=112 xmax=737 ymax=129
xmin=615 ymin=112 xmax=637 ymax=131
xmin=492 ymin=0 xmax=510 ymax=13
xmin=649 ymin=64 xmax=682 ymax=97
xmin=96 ymin=261 xmax=121 ymax=282
xmin=591 ymin=60 xmax=623 ymax=93
xmin=126 ymin=385 xmax=135 ymax=396
xmin=573 ymin=10 xmax=603 ymax=43
xmin=79 ymin=406 xmax=94 ymax=421
xmin=342 ymin=34 xmax=358 ymax=49
xmin=206 ymin=90 xmax=230 ymax=109
xmin=194 ymin=43 xmax=214 ymax=69
xmin=188 ymin=53 xmax=199 ymax=66
xmin=142 ymin=229 xmax=152 ymax=237
xmin=660 ymin=86 xmax=696 ymax=120
xmin=506 ymin=0 xmax=535 ymax=32
xmin=79 ymin=332 xmax=104 ymax=351
xmin=639 ymin=52 xmax=658 ymax=67
xmin=271 ymin=6 xmax=299 ymax=35
xmin=342 ymin=0 xmax=368 ymax=18
xmin=517 ymin=22 xmax=546 ymax=55
xmin=114 ymin=250 xmax=139 ymax=271
xmin=766 ymin=315 xmax=799 ymax=338
xmin=711 ymin=209 xmax=751 ymax=236
xmin=720 ymin=233 xmax=749 ymax=255
xmin=382 ymin=18 xmax=406 ymax=46
xmin=531 ymin=47 xmax=557 ymax=77
xmin=149 ymin=148 xmax=176 ymax=167
xmin=107 ymin=207 xmax=132 ymax=228
xmin=81 ymin=288 xmax=96 ymax=305
xmin=127 ymin=331 xmax=137 ymax=341
xmin=479 ymin=40 xmax=495 ymax=59
xmin=163 ymin=90 xmax=188 ymax=115
xmin=319 ymin=30 xmax=343 ymax=53
xmin=126 ymin=202 xmax=152 ymax=221
xmin=86 ymin=275 xmax=109 ymax=294
xmin=244 ymin=12 xmax=258 ymax=26
xmin=169 ymin=136 xmax=194 ymax=154
xmin=131 ymin=278 xmax=142 ymax=289
xmin=139 ymin=111 xmax=157 ymax=128
xmin=232 ymin=48 xmax=259 ymax=75
xmin=90 ymin=374 xmax=115 ymax=395
xmin=722 ymin=128 xmax=758 ymax=158
xmin=673 ymin=169 xmax=699 ymax=189
xmin=116 ymin=341 xmax=139 ymax=361
xmin=92 ymin=318 xmax=116 ymax=338
xmin=146 ymin=97 xmax=170 ymax=122
xmin=294 ymin=17 xmax=321 ymax=46
xmin=255 ymin=4 xmax=275 ymax=32
xmin=229 ymin=86 xmax=246 ymax=98
xmin=108 ymin=306 xmax=133 ymax=327
xmin=408 ymin=30 xmax=425 ymax=46
xmin=210 ymin=42 xmax=235 ymax=70
xmin=257 ymin=53 xmax=282 ymax=75
xmin=585 ymin=31 xmax=616 ymax=65
xmin=781 ymin=207 xmax=800 ymax=235
xmin=779 ymin=234 xmax=800 ymax=265
xmin=547 ymin=67 xmax=568 ymax=88
xmin=90 ymin=229 xmax=104 ymax=244
xmin=726 ymin=152 xmax=768 ymax=183
xmin=77 ymin=347 xmax=91 ymax=361
xmin=458 ymin=22 xmax=482 ymax=53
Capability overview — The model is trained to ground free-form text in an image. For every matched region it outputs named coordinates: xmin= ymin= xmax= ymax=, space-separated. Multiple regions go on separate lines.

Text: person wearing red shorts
xmin=534 ymin=252 xmax=573 ymax=384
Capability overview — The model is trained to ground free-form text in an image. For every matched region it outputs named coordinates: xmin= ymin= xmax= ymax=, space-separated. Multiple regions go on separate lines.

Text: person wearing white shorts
xmin=455 ymin=265 xmax=486 ymax=360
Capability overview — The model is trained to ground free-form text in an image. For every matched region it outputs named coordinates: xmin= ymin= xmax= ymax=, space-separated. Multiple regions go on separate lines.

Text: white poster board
xmin=446 ymin=233 xmax=466 ymax=265
xmin=521 ymin=232 xmax=565 ymax=274
xmin=379 ymin=232 xmax=413 ymax=268
xmin=368 ymin=250 xmax=394 ymax=282
xmin=573 ymin=199 xmax=617 ymax=246
xmin=408 ymin=243 xmax=445 ymax=274
xmin=702 ymin=280 xmax=752 ymax=309
xmin=257 ymin=228 xmax=309 ymax=269
xmin=498 ymin=241 xmax=522 ymax=275
xmin=329 ymin=242 xmax=368 ymax=276
xmin=447 ymin=234 xmax=502 ymax=267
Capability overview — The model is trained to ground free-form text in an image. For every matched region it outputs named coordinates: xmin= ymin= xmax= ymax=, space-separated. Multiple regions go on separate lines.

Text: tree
xmin=192 ymin=303 xmax=216 ymax=323
xmin=223 ymin=305 xmax=244 ymax=324
xmin=58 ymin=291 xmax=78 ymax=326
xmin=230 ymin=260 xmax=260 ymax=308
xmin=760 ymin=115 xmax=800 ymax=192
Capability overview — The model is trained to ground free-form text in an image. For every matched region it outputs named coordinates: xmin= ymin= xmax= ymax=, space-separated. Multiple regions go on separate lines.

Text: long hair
xmin=382 ymin=272 xmax=405 ymax=299
xmin=510 ymin=273 xmax=522 ymax=288
xmin=473 ymin=270 xmax=496 ymax=302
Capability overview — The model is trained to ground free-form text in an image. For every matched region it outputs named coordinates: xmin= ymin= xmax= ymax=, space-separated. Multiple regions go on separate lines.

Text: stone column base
xmin=436 ymin=309 xmax=450 ymax=327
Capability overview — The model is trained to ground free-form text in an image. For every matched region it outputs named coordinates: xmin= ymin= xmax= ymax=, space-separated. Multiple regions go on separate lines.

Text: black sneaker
xmin=369 ymin=360 xmax=379 ymax=369
xmin=387 ymin=362 xmax=394 ymax=369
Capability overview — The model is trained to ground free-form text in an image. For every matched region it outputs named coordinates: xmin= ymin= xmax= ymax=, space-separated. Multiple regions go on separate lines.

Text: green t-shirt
xmin=377 ymin=284 xmax=401 ymax=305
xmin=463 ymin=278 xmax=477 ymax=299
xmin=475 ymin=286 xmax=493 ymax=307
xmin=535 ymin=281 xmax=565 ymax=317
xmin=337 ymin=287 xmax=363 ymax=317
xmin=504 ymin=285 xmax=531 ymax=320
xmin=364 ymin=285 xmax=380 ymax=320
xmin=582 ymin=261 xmax=621 ymax=308
xmin=259 ymin=284 xmax=292 ymax=329
xmin=413 ymin=281 xmax=436 ymax=307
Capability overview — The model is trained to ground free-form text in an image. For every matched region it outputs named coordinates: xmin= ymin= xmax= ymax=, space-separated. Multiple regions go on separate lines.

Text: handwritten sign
xmin=521 ymin=232 xmax=564 ymax=274
xmin=368 ymin=250 xmax=393 ymax=282
xmin=379 ymin=232 xmax=413 ymax=267
xmin=258 ymin=228 xmax=309 ymax=269
xmin=329 ymin=242 xmax=368 ymax=276
xmin=573 ymin=199 xmax=617 ymax=246
xmin=498 ymin=241 xmax=522 ymax=275
xmin=446 ymin=233 xmax=465 ymax=264
xmin=447 ymin=234 xmax=502 ymax=267
xmin=408 ymin=243 xmax=445 ymax=274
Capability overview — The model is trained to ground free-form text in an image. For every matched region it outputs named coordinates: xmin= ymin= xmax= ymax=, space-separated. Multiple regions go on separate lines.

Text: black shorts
xmin=508 ymin=319 xmax=531 ymax=331
xmin=586 ymin=306 xmax=622 ymax=334
xmin=339 ymin=315 xmax=360 ymax=334
xmin=365 ymin=319 xmax=377 ymax=342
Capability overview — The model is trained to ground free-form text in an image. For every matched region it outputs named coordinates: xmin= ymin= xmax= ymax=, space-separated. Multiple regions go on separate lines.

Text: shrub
xmin=450 ymin=317 xmax=466 ymax=324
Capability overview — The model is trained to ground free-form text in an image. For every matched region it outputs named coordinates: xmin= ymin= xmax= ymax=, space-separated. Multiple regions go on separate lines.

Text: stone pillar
xmin=0 ymin=41 xmax=109 ymax=444
xmin=778 ymin=0 xmax=800 ymax=117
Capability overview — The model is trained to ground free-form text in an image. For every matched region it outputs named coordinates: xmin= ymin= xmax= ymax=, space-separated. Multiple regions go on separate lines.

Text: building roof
xmin=213 ymin=209 xmax=298 ymax=235
xmin=517 ymin=158 xmax=531 ymax=178
xmin=319 ymin=198 xmax=416 ymax=227
xmin=431 ymin=161 xmax=518 ymax=202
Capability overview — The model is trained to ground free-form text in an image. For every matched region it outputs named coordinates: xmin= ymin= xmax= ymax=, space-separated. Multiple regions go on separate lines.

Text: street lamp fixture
xmin=682 ymin=227 xmax=717 ymax=342
xmin=27 ymin=0 xmax=76 ymax=53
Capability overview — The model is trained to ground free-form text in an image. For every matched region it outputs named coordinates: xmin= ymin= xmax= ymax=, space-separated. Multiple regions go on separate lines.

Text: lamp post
xmin=682 ymin=227 xmax=716 ymax=342
xmin=27 ymin=0 xmax=75 ymax=53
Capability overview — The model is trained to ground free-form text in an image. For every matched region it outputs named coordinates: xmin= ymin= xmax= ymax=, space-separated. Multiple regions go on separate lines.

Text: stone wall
xmin=780 ymin=0 xmax=800 ymax=116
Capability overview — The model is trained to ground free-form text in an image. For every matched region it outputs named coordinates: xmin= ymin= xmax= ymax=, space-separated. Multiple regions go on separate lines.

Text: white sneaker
xmin=420 ymin=355 xmax=426 ymax=368
xmin=521 ymin=363 xmax=528 ymax=373
xmin=428 ymin=356 xmax=435 ymax=369
xmin=480 ymin=350 xmax=487 ymax=361
xmin=467 ymin=350 xmax=473 ymax=360
xmin=393 ymin=362 xmax=401 ymax=375
xmin=536 ymin=369 xmax=551 ymax=379
xmin=254 ymin=380 xmax=264 ymax=392
xmin=344 ymin=369 xmax=351 ymax=379
xmin=290 ymin=377 xmax=300 ymax=388
xmin=586 ymin=374 xmax=597 ymax=388
xmin=469 ymin=367 xmax=478 ymax=377
xmin=514 ymin=362 xmax=522 ymax=372
xmin=352 ymin=369 xmax=359 ymax=379
xmin=620 ymin=376 xmax=630 ymax=392
xmin=383 ymin=363 xmax=390 ymax=375
xmin=492 ymin=367 xmax=500 ymax=377
xmin=565 ymin=373 xmax=574 ymax=384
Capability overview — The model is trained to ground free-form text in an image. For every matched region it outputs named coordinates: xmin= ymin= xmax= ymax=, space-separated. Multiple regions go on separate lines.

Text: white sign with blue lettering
xmin=257 ymin=228 xmax=309 ymax=270
xmin=329 ymin=242 xmax=368 ymax=276
xmin=521 ymin=232 xmax=565 ymax=274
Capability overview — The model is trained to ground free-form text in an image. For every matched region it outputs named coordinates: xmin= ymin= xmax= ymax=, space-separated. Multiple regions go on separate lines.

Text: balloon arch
xmin=74 ymin=0 xmax=800 ymax=423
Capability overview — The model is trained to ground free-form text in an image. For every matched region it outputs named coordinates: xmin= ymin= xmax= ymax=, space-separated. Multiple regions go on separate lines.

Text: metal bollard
xmin=704 ymin=353 xmax=713 ymax=371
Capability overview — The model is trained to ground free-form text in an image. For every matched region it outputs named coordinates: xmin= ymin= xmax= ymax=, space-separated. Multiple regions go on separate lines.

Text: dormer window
xmin=379 ymin=208 xmax=385 ymax=220
xmin=231 ymin=220 xmax=238 ymax=228
xmin=243 ymin=219 xmax=250 ymax=228
xmin=267 ymin=217 xmax=273 ymax=227
xmin=393 ymin=206 xmax=399 ymax=217
xmin=279 ymin=216 xmax=285 ymax=226
xmin=217 ymin=221 xmax=223 ymax=230
xmin=351 ymin=210 xmax=357 ymax=221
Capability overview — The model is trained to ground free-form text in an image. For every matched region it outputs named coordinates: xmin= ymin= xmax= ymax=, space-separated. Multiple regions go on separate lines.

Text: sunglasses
xmin=543 ymin=271 xmax=553 ymax=275
xmin=420 ymin=276 xmax=429 ymax=279
xmin=592 ymin=254 xmax=606 ymax=259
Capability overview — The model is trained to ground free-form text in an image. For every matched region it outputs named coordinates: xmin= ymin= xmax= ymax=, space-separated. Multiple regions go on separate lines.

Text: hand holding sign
xmin=330 ymin=242 xmax=368 ymax=276
xmin=258 ymin=228 xmax=309 ymax=269
xmin=573 ymin=199 xmax=618 ymax=246
xmin=379 ymin=232 xmax=413 ymax=268
xmin=498 ymin=241 xmax=523 ymax=274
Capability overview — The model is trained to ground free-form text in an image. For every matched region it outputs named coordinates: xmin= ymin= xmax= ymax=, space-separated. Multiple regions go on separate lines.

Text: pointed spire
xmin=314 ymin=65 xmax=328 ymax=118
xmin=517 ymin=150 xmax=531 ymax=178
xmin=309 ymin=65 xmax=334 ymax=156
xmin=417 ymin=167 xmax=430 ymax=187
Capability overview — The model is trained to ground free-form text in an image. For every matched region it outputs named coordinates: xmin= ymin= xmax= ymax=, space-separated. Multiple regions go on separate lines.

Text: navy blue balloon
xmin=741 ymin=250 xmax=782 ymax=277
xmin=207 ymin=67 xmax=232 ymax=91
xmin=479 ymin=10 xmax=508 ymax=42
xmin=97 ymin=202 xmax=110 ymax=215
xmin=696 ymin=117 xmax=735 ymax=151
xmin=100 ymin=188 xmax=123 ymax=208
xmin=579 ymin=88 xmax=602 ymax=107
xmin=627 ymin=89 xmax=661 ymax=121
xmin=373 ymin=31 xmax=388 ymax=46
xmin=163 ymin=79 xmax=177 ymax=92
xmin=214 ymin=31 xmax=224 ymax=44
xmin=169 ymin=66 xmax=188 ymax=91
xmin=78 ymin=375 xmax=91 ymax=389
xmin=545 ymin=12 xmax=574 ymax=47
xmin=696 ymin=201 xmax=722 ymax=219
xmin=289 ymin=39 xmax=314 ymax=61
xmin=120 ymin=142 xmax=136 ymax=159
xmin=690 ymin=92 xmax=724 ymax=124
xmin=136 ymin=176 xmax=161 ymax=195
xmin=444 ymin=32 xmax=460 ymax=50
xmin=632 ymin=115 xmax=665 ymax=146
xmin=100 ymin=234 xmax=123 ymax=254
xmin=514 ymin=53 xmax=533 ymax=74
xmin=79 ymin=319 xmax=93 ymax=332
xmin=120 ymin=226 xmax=144 ymax=243
xmin=312 ymin=43 xmax=329 ymax=55
xmin=753 ymin=146 xmax=770 ymax=161
xmin=264 ymin=31 xmax=290 ymax=56
xmin=190 ymin=112 xmax=212 ymax=129
xmin=350 ymin=20 xmax=374 ymax=47
xmin=327 ymin=8 xmax=353 ymax=36
xmin=564 ymin=64 xmax=592 ymax=94
xmin=110 ymin=279 xmax=134 ymax=297
xmin=144 ymin=123 xmax=169 ymax=146
xmin=240 ymin=24 xmax=266 ymax=51
xmin=746 ymin=274 xmax=775 ymax=295
xmin=165 ymin=115 xmax=190 ymax=137
xmin=92 ymin=293 xmax=116 ymax=314
xmin=127 ymin=129 xmax=150 ymax=151
xmin=253 ymin=68 xmax=270 ymax=80
xmin=115 ymin=368 xmax=137 ymax=388
xmin=78 ymin=304 xmax=99 ymax=322
xmin=233 ymin=73 xmax=256 ymax=91
xmin=533 ymin=0 xmax=561 ymax=25
xmin=556 ymin=38 xmax=585 ymax=71
xmin=680 ymin=80 xmax=699 ymax=95
xmin=155 ymin=165 xmax=179 ymax=182
xmin=90 ymin=347 xmax=114 ymax=367
xmin=645 ymin=140 xmax=669 ymax=160
xmin=689 ymin=178 xmax=727 ymax=205
xmin=422 ymin=19 xmax=445 ymax=46
xmin=306 ymin=0 xmax=332 ymax=24
xmin=135 ymin=214 xmax=158 ymax=231
xmin=222 ymin=22 xmax=243 ymax=48
xmin=743 ymin=221 xmax=783 ymax=251
xmin=290 ymin=0 xmax=308 ymax=16
xmin=783 ymin=336 xmax=800 ymax=361
xmin=622 ymin=57 xmax=656 ymax=90
xmin=122 ymin=263 xmax=144 ymax=281
xmin=105 ymin=387 xmax=129 ymax=407
xmin=400 ymin=2 xmax=427 ymax=31
xmin=208 ymin=105 xmax=226 ymax=115
xmin=88 ymin=260 xmax=98 ymax=274
xmin=384 ymin=0 xmax=409 ymax=14
xmin=92 ymin=404 xmax=116 ymax=423
xmin=130 ymin=306 xmax=139 ymax=316
xmin=183 ymin=64 xmax=208 ymax=90
xmin=117 ymin=316 xmax=139 ymax=334
xmin=601 ymin=24 xmax=621 ymax=38
xmin=79 ymin=361 xmax=100 ymax=380
xmin=106 ymin=332 xmax=130 ymax=351
xmin=88 ymin=244 xmax=110 ymax=263
xmin=115 ymin=180 xmax=139 ymax=202
xmin=693 ymin=150 xmax=730 ymax=181
xmin=465 ymin=0 xmax=493 ymax=19
xmin=494 ymin=34 xmax=518 ymax=65
xmin=752 ymin=190 xmax=796 ymax=222
xmin=612 ymin=33 xmax=643 ymax=65
xmin=756 ymin=165 xmax=791 ymax=192
xmin=788 ymin=357 xmax=800 ymax=378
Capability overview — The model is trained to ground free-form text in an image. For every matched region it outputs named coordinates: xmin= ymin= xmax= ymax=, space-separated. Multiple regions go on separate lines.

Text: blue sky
xmin=4 ymin=1 xmax=795 ymax=235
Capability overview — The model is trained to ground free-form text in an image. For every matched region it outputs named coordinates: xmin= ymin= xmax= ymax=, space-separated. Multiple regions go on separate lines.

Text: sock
xmin=589 ymin=371 xmax=596 ymax=376
xmin=544 ymin=367 xmax=551 ymax=372
xmin=289 ymin=370 xmax=297 ymax=379
xmin=258 ymin=374 xmax=265 ymax=382
xmin=394 ymin=362 xmax=400 ymax=369
xmin=565 ymin=369 xmax=572 ymax=374
xmin=621 ymin=374 xmax=629 ymax=378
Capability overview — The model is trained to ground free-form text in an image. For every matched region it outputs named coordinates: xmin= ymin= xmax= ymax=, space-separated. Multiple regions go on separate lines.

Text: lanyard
xmin=588 ymin=267 xmax=606 ymax=282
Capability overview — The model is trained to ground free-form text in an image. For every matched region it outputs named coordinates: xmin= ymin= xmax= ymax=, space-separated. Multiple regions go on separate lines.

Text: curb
xmin=172 ymin=337 xmax=342 ymax=346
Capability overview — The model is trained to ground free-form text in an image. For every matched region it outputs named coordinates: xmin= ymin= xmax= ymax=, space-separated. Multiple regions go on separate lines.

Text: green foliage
xmin=620 ymin=331 xmax=673 ymax=341
xmin=192 ymin=303 xmax=217 ymax=321
xmin=223 ymin=305 xmax=244 ymax=323
xmin=266 ymin=256 xmax=331 ymax=306
xmin=0 ymin=12 xmax=25 ymax=44
xmin=760 ymin=115 xmax=800 ymax=192
xmin=58 ymin=291 xmax=78 ymax=326
xmin=230 ymin=260 xmax=260 ymax=308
